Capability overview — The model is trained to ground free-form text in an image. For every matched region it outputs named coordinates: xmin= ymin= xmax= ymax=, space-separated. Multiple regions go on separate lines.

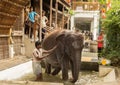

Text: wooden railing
xmin=72 ymin=1 xmax=100 ymax=11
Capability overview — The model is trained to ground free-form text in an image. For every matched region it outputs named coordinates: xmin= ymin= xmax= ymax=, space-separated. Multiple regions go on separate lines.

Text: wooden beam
xmin=0 ymin=7 xmax=22 ymax=16
xmin=0 ymin=25 xmax=11 ymax=28
xmin=66 ymin=16 xmax=70 ymax=30
xmin=43 ymin=3 xmax=63 ymax=15
xmin=21 ymin=9 xmax=24 ymax=43
xmin=0 ymin=12 xmax=19 ymax=18
xmin=2 ymin=0 xmax=24 ymax=8
xmin=49 ymin=0 xmax=53 ymax=27
xmin=52 ymin=8 xmax=62 ymax=15
xmin=0 ymin=35 xmax=9 ymax=37
xmin=62 ymin=7 xmax=64 ymax=29
xmin=12 ymin=0 xmax=29 ymax=6
xmin=58 ymin=0 xmax=70 ymax=8
xmin=39 ymin=0 xmax=43 ymax=41
xmin=55 ymin=0 xmax=58 ymax=28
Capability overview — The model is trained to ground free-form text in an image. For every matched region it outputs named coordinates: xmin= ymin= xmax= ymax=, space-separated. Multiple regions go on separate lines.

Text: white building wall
xmin=93 ymin=14 xmax=100 ymax=40
xmin=70 ymin=11 xmax=100 ymax=40
xmin=91 ymin=20 xmax=94 ymax=32
xmin=70 ymin=16 xmax=74 ymax=30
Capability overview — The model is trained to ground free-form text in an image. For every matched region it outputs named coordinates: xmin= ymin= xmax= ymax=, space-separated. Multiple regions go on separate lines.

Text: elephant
xmin=42 ymin=29 xmax=84 ymax=83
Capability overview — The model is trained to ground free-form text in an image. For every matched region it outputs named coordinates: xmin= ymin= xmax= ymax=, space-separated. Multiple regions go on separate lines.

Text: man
xmin=41 ymin=10 xmax=48 ymax=40
xmin=32 ymin=41 xmax=49 ymax=81
xmin=97 ymin=31 xmax=104 ymax=57
xmin=28 ymin=7 xmax=39 ymax=42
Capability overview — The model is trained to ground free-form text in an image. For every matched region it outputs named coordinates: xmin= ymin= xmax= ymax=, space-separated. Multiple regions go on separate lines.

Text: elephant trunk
xmin=42 ymin=44 xmax=58 ymax=55
xmin=70 ymin=51 xmax=81 ymax=83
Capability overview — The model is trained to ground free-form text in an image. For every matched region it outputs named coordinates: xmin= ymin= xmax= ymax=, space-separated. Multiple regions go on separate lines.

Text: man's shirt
xmin=28 ymin=11 xmax=37 ymax=23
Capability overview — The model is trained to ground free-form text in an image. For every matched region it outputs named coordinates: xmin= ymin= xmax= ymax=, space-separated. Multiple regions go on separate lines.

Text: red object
xmin=101 ymin=8 xmax=106 ymax=18
xmin=98 ymin=35 xmax=103 ymax=48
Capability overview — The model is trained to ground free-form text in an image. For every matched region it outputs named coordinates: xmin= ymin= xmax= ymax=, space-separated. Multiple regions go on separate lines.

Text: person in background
xmin=97 ymin=31 xmax=104 ymax=57
xmin=89 ymin=32 xmax=93 ymax=41
xmin=41 ymin=10 xmax=48 ymax=40
xmin=24 ymin=6 xmax=30 ymax=35
xmin=28 ymin=7 xmax=39 ymax=42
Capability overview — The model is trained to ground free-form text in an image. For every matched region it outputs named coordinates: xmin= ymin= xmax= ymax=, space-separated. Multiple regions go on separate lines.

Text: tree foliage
xmin=102 ymin=0 xmax=120 ymax=66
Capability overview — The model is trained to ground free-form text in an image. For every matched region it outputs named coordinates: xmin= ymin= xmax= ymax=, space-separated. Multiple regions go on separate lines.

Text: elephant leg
xmin=70 ymin=59 xmax=80 ymax=83
xmin=56 ymin=44 xmax=69 ymax=80
xmin=52 ymin=67 xmax=61 ymax=75
xmin=45 ymin=63 xmax=51 ymax=74
xmin=61 ymin=55 xmax=69 ymax=80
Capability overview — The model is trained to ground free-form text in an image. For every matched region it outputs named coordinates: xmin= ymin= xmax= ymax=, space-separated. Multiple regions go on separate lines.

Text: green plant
xmin=68 ymin=9 xmax=75 ymax=15
xmin=101 ymin=1 xmax=120 ymax=67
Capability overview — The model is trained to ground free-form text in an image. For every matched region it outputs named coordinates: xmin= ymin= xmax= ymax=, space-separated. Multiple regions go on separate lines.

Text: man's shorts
xmin=32 ymin=61 xmax=42 ymax=75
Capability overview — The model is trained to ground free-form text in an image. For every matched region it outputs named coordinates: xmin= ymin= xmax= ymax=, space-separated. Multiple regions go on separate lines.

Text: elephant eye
xmin=72 ymin=41 xmax=80 ymax=49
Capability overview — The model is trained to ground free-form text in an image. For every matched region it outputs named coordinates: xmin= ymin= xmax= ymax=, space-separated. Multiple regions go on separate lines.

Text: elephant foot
xmin=51 ymin=72 xmax=57 ymax=75
xmin=52 ymin=71 xmax=60 ymax=75
xmin=69 ymin=78 xmax=77 ymax=83
xmin=52 ymin=68 xmax=61 ymax=75
xmin=45 ymin=63 xmax=51 ymax=74
xmin=45 ymin=70 xmax=51 ymax=74
xmin=62 ymin=76 xmax=68 ymax=81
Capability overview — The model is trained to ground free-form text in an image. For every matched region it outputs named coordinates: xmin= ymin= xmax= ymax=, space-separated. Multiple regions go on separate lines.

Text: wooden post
xmin=21 ymin=9 xmax=25 ymax=55
xmin=39 ymin=0 xmax=42 ymax=41
xmin=9 ymin=28 xmax=14 ymax=44
xmin=21 ymin=9 xmax=24 ymax=43
xmin=55 ymin=0 xmax=58 ymax=28
xmin=62 ymin=6 xmax=64 ymax=29
xmin=67 ymin=17 xmax=70 ymax=29
xmin=8 ymin=28 xmax=12 ymax=45
xmin=49 ymin=0 xmax=53 ymax=28
xmin=9 ymin=28 xmax=14 ymax=58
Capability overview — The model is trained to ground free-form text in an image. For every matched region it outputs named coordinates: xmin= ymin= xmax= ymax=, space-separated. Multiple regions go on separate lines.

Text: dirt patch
xmin=0 ymin=55 xmax=31 ymax=71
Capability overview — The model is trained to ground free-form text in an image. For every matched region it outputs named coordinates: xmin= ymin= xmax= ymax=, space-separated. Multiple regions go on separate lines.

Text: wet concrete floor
xmin=17 ymin=69 xmax=103 ymax=85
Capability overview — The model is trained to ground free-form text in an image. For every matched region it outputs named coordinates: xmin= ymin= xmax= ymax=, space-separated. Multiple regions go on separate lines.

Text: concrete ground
xmin=87 ymin=81 xmax=120 ymax=85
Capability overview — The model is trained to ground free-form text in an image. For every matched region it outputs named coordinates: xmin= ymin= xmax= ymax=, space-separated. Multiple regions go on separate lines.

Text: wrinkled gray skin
xmin=42 ymin=29 xmax=84 ymax=83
